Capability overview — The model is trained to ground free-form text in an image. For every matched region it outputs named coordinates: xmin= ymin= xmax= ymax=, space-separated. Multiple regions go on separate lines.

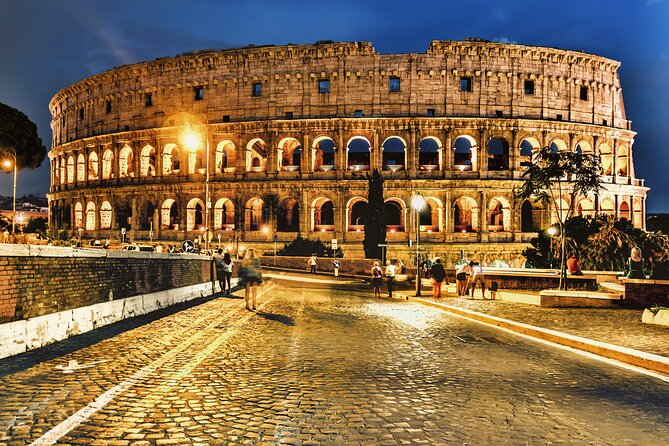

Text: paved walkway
xmin=267 ymin=271 xmax=669 ymax=373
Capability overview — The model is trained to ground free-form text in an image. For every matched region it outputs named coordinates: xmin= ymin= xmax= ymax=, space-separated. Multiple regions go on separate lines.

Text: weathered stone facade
xmin=47 ymin=40 xmax=647 ymax=265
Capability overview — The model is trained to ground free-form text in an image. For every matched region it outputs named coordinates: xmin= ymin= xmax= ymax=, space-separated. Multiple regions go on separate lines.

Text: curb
xmin=396 ymin=293 xmax=669 ymax=376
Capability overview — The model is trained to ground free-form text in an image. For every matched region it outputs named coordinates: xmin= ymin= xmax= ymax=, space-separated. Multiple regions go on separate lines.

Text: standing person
xmin=385 ymin=260 xmax=396 ymax=298
xmin=431 ymin=258 xmax=446 ymax=299
xmin=213 ymin=249 xmax=226 ymax=294
xmin=626 ymin=247 xmax=645 ymax=279
xmin=566 ymin=253 xmax=583 ymax=275
xmin=221 ymin=252 xmax=234 ymax=294
xmin=309 ymin=253 xmax=318 ymax=275
xmin=469 ymin=261 xmax=486 ymax=298
xmin=333 ymin=259 xmax=341 ymax=280
xmin=456 ymin=262 xmax=472 ymax=297
xmin=241 ymin=248 xmax=263 ymax=310
xmin=371 ymin=261 xmax=383 ymax=298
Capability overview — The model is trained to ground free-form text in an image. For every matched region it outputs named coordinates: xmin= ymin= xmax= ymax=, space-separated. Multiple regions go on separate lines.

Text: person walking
xmin=431 ymin=258 xmax=446 ymax=299
xmin=456 ymin=262 xmax=472 ymax=297
xmin=309 ymin=253 xmax=318 ymax=275
xmin=213 ymin=249 xmax=226 ymax=294
xmin=371 ymin=261 xmax=383 ymax=298
xmin=221 ymin=252 xmax=234 ymax=294
xmin=469 ymin=261 xmax=486 ymax=298
xmin=385 ymin=260 xmax=396 ymax=298
xmin=241 ymin=248 xmax=263 ymax=310
xmin=333 ymin=259 xmax=341 ymax=280
xmin=626 ymin=247 xmax=645 ymax=279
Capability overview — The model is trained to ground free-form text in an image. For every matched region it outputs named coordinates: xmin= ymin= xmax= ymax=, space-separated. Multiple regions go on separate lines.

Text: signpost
xmin=378 ymin=243 xmax=387 ymax=264
xmin=331 ymin=238 xmax=338 ymax=258
xmin=181 ymin=239 xmax=195 ymax=253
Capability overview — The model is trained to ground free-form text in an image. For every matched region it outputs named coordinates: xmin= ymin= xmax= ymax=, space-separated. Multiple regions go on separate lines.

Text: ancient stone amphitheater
xmin=47 ymin=39 xmax=647 ymax=266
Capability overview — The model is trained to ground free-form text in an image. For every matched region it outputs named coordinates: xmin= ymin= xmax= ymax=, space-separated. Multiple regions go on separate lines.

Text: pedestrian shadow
xmin=255 ymin=311 xmax=295 ymax=326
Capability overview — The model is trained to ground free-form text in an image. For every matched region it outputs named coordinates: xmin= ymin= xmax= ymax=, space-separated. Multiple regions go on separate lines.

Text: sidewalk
xmin=396 ymin=283 xmax=669 ymax=375
xmin=265 ymin=269 xmax=669 ymax=375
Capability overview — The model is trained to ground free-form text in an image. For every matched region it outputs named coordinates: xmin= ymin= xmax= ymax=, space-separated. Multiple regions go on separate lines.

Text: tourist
xmin=626 ymin=247 xmax=645 ymax=279
xmin=309 ymin=253 xmax=318 ymax=275
xmin=221 ymin=252 xmax=234 ymax=294
xmin=469 ymin=261 xmax=486 ymax=298
xmin=240 ymin=248 xmax=263 ymax=310
xmin=566 ymin=253 xmax=583 ymax=275
xmin=385 ymin=260 xmax=396 ymax=298
xmin=333 ymin=259 xmax=341 ymax=280
xmin=456 ymin=262 xmax=472 ymax=296
xmin=371 ymin=261 xmax=383 ymax=298
xmin=431 ymin=258 xmax=446 ymax=299
xmin=213 ymin=249 xmax=226 ymax=293
xmin=649 ymin=249 xmax=669 ymax=280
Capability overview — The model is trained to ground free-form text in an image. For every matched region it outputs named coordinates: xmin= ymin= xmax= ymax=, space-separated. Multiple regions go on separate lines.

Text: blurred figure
xmin=431 ymin=258 xmax=446 ymax=299
xmin=385 ymin=260 xmax=396 ymax=298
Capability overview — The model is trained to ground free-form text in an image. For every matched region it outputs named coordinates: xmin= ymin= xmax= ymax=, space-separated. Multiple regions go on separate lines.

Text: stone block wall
xmin=0 ymin=245 xmax=213 ymax=324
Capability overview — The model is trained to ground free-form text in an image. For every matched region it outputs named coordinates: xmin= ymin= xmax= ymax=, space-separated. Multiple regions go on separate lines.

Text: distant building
xmin=46 ymin=40 xmax=647 ymax=266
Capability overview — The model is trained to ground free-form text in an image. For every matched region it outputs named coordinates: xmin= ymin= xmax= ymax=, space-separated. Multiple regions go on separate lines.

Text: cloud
xmin=491 ymin=37 xmax=518 ymax=44
xmin=647 ymin=0 xmax=664 ymax=5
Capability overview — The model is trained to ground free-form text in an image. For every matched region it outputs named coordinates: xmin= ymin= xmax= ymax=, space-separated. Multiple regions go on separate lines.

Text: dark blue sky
xmin=1 ymin=0 xmax=668 ymax=212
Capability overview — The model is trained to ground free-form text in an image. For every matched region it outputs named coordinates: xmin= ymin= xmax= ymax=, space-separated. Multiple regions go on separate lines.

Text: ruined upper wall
xmin=49 ymin=40 xmax=628 ymax=147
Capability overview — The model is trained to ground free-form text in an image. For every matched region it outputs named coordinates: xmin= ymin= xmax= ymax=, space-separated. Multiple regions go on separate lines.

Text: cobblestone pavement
xmin=418 ymin=292 xmax=669 ymax=358
xmin=1 ymin=283 xmax=669 ymax=445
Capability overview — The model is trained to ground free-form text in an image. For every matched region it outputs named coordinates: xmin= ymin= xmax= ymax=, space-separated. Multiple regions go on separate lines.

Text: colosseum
xmin=47 ymin=39 xmax=647 ymax=266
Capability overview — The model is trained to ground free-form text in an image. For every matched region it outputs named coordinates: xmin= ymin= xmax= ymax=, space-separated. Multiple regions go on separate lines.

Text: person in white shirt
xmin=385 ymin=260 xmax=397 ymax=298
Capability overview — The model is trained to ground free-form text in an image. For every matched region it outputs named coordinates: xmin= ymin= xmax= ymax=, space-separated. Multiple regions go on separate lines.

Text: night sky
xmin=1 ymin=0 xmax=667 ymax=212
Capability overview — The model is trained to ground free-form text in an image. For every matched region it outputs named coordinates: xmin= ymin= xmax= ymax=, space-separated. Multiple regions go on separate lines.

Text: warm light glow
xmin=411 ymin=193 xmax=426 ymax=211
xmin=2 ymin=159 xmax=11 ymax=169
xmin=356 ymin=228 xmax=361 ymax=232
xmin=427 ymin=229 xmax=432 ymax=233
xmin=321 ymin=228 xmax=326 ymax=232
xmin=183 ymin=131 xmax=200 ymax=151
xmin=461 ymin=229 xmax=467 ymax=233
xmin=199 ymin=226 xmax=205 ymax=232
xmin=226 ymin=244 xmax=233 ymax=251
xmin=390 ymin=229 xmax=396 ymax=233
xmin=547 ymin=226 xmax=557 ymax=237
xmin=262 ymin=226 xmax=269 ymax=234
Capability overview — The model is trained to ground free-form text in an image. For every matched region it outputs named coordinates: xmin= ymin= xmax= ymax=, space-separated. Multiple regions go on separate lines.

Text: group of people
xmin=455 ymin=261 xmax=488 ymax=298
xmin=371 ymin=259 xmax=400 ymax=298
xmin=213 ymin=247 xmax=263 ymax=311
xmin=566 ymin=247 xmax=669 ymax=280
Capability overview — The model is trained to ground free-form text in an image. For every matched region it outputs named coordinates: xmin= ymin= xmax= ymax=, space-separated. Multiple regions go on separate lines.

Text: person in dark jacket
xmin=431 ymin=258 xmax=446 ymax=299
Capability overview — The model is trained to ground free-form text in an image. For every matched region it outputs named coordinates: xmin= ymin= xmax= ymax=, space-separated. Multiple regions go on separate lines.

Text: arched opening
xmin=419 ymin=197 xmax=442 ymax=232
xmin=216 ymin=140 xmax=236 ymax=173
xmin=488 ymin=197 xmax=511 ymax=231
xmin=453 ymin=196 xmax=478 ymax=232
xmin=115 ymin=202 xmax=131 ymax=231
xmin=85 ymin=201 xmax=96 ymax=230
xmin=186 ymin=198 xmax=205 ymax=231
xmin=575 ymin=140 xmax=592 ymax=155
xmin=139 ymin=201 xmax=155 ymax=231
xmin=140 ymin=145 xmax=157 ymax=177
xmin=214 ymin=198 xmax=235 ymax=230
xmin=76 ymin=154 xmax=86 ymax=182
xmin=487 ymin=137 xmax=509 ymax=171
xmin=187 ymin=146 xmax=205 ymax=175
xmin=102 ymin=150 xmax=114 ymax=179
xmin=313 ymin=137 xmax=335 ymax=172
xmin=616 ymin=144 xmax=629 ymax=176
xmin=278 ymin=138 xmax=302 ymax=171
xmin=600 ymin=198 xmax=615 ymax=217
xmin=382 ymin=137 xmax=406 ymax=171
xmin=278 ymin=198 xmax=300 ymax=232
xmin=454 ymin=136 xmax=476 ymax=171
xmin=312 ymin=197 xmax=335 ymax=231
xmin=246 ymin=197 xmax=267 ymax=231
xmin=521 ymin=200 xmax=539 ymax=232
xmin=633 ymin=201 xmax=643 ymax=228
xmin=599 ymin=143 xmax=613 ymax=175
xmin=162 ymin=144 xmax=180 ymax=175
xmin=552 ymin=198 xmax=569 ymax=223
xmin=384 ymin=199 xmax=404 ymax=232
xmin=100 ymin=201 xmax=113 ymax=230
xmin=88 ymin=152 xmax=99 ymax=180
xmin=576 ymin=198 xmax=595 ymax=218
xmin=161 ymin=199 xmax=180 ymax=230
xmin=519 ymin=137 xmax=540 ymax=168
xmin=119 ymin=145 xmax=134 ymax=178
xmin=419 ymin=137 xmax=440 ymax=170
xmin=347 ymin=137 xmax=370 ymax=171
xmin=619 ymin=201 xmax=630 ymax=221
xmin=67 ymin=155 xmax=75 ymax=183
xmin=74 ymin=202 xmax=83 ymax=228
xmin=348 ymin=199 xmax=368 ymax=231
xmin=549 ymin=139 xmax=568 ymax=154
xmin=59 ymin=157 xmax=65 ymax=184
xmin=246 ymin=139 xmax=268 ymax=173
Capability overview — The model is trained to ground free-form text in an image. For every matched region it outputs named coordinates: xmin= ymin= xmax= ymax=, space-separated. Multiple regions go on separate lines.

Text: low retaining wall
xmin=623 ymin=278 xmax=669 ymax=307
xmin=0 ymin=244 xmax=215 ymax=324
xmin=260 ymin=255 xmax=375 ymax=276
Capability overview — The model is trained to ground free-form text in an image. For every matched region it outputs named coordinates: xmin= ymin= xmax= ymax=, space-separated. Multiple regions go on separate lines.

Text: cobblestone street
xmin=1 ymin=283 xmax=668 ymax=445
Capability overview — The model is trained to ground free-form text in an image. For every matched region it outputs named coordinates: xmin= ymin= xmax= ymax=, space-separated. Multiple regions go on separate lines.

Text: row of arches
xmin=52 ymin=133 xmax=632 ymax=185
xmin=64 ymin=194 xmax=642 ymax=234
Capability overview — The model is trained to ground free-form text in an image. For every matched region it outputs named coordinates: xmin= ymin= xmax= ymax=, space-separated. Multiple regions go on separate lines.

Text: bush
xmin=276 ymin=236 xmax=343 ymax=257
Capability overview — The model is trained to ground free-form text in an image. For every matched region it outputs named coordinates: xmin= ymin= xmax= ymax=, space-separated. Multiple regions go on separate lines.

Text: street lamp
xmin=412 ymin=193 xmax=426 ymax=296
xmin=546 ymin=225 xmax=557 ymax=269
xmin=183 ymin=121 xmax=210 ymax=253
xmin=1 ymin=148 xmax=17 ymax=234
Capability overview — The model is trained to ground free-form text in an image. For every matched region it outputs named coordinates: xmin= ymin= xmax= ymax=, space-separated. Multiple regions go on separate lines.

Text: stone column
xmin=302 ymin=133 xmax=310 ymax=174
xmin=479 ymin=128 xmax=488 ymax=173
xmin=479 ymin=190 xmax=488 ymax=242
xmin=510 ymin=129 xmax=519 ymax=171
xmin=444 ymin=128 xmax=453 ymax=173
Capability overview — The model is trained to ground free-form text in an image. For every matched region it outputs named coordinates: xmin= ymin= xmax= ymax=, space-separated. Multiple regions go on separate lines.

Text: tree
xmin=363 ymin=169 xmax=386 ymax=259
xmin=23 ymin=217 xmax=48 ymax=234
xmin=0 ymin=102 xmax=47 ymax=169
xmin=276 ymin=235 xmax=343 ymax=257
xmin=515 ymin=146 xmax=602 ymax=289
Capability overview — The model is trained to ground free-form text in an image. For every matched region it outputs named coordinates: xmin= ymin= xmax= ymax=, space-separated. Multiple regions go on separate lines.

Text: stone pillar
xmin=268 ymin=131 xmax=278 ymax=174
xmin=131 ymin=196 xmax=138 ymax=231
xmin=479 ymin=190 xmax=488 ymax=242
xmin=479 ymin=128 xmax=488 ymax=173
xmin=302 ymin=133 xmax=310 ymax=174
xmin=444 ymin=128 xmax=453 ymax=173
xmin=409 ymin=125 xmax=417 ymax=176
xmin=510 ymin=129 xmax=519 ymax=171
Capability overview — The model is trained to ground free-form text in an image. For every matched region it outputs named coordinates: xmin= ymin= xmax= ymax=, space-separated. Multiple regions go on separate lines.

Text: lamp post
xmin=183 ymin=118 xmax=210 ymax=253
xmin=547 ymin=225 xmax=557 ymax=269
xmin=412 ymin=193 xmax=426 ymax=296
xmin=1 ymin=148 xmax=17 ymax=234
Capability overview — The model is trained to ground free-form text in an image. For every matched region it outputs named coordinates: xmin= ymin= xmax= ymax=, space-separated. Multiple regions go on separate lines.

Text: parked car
xmin=120 ymin=244 xmax=155 ymax=252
